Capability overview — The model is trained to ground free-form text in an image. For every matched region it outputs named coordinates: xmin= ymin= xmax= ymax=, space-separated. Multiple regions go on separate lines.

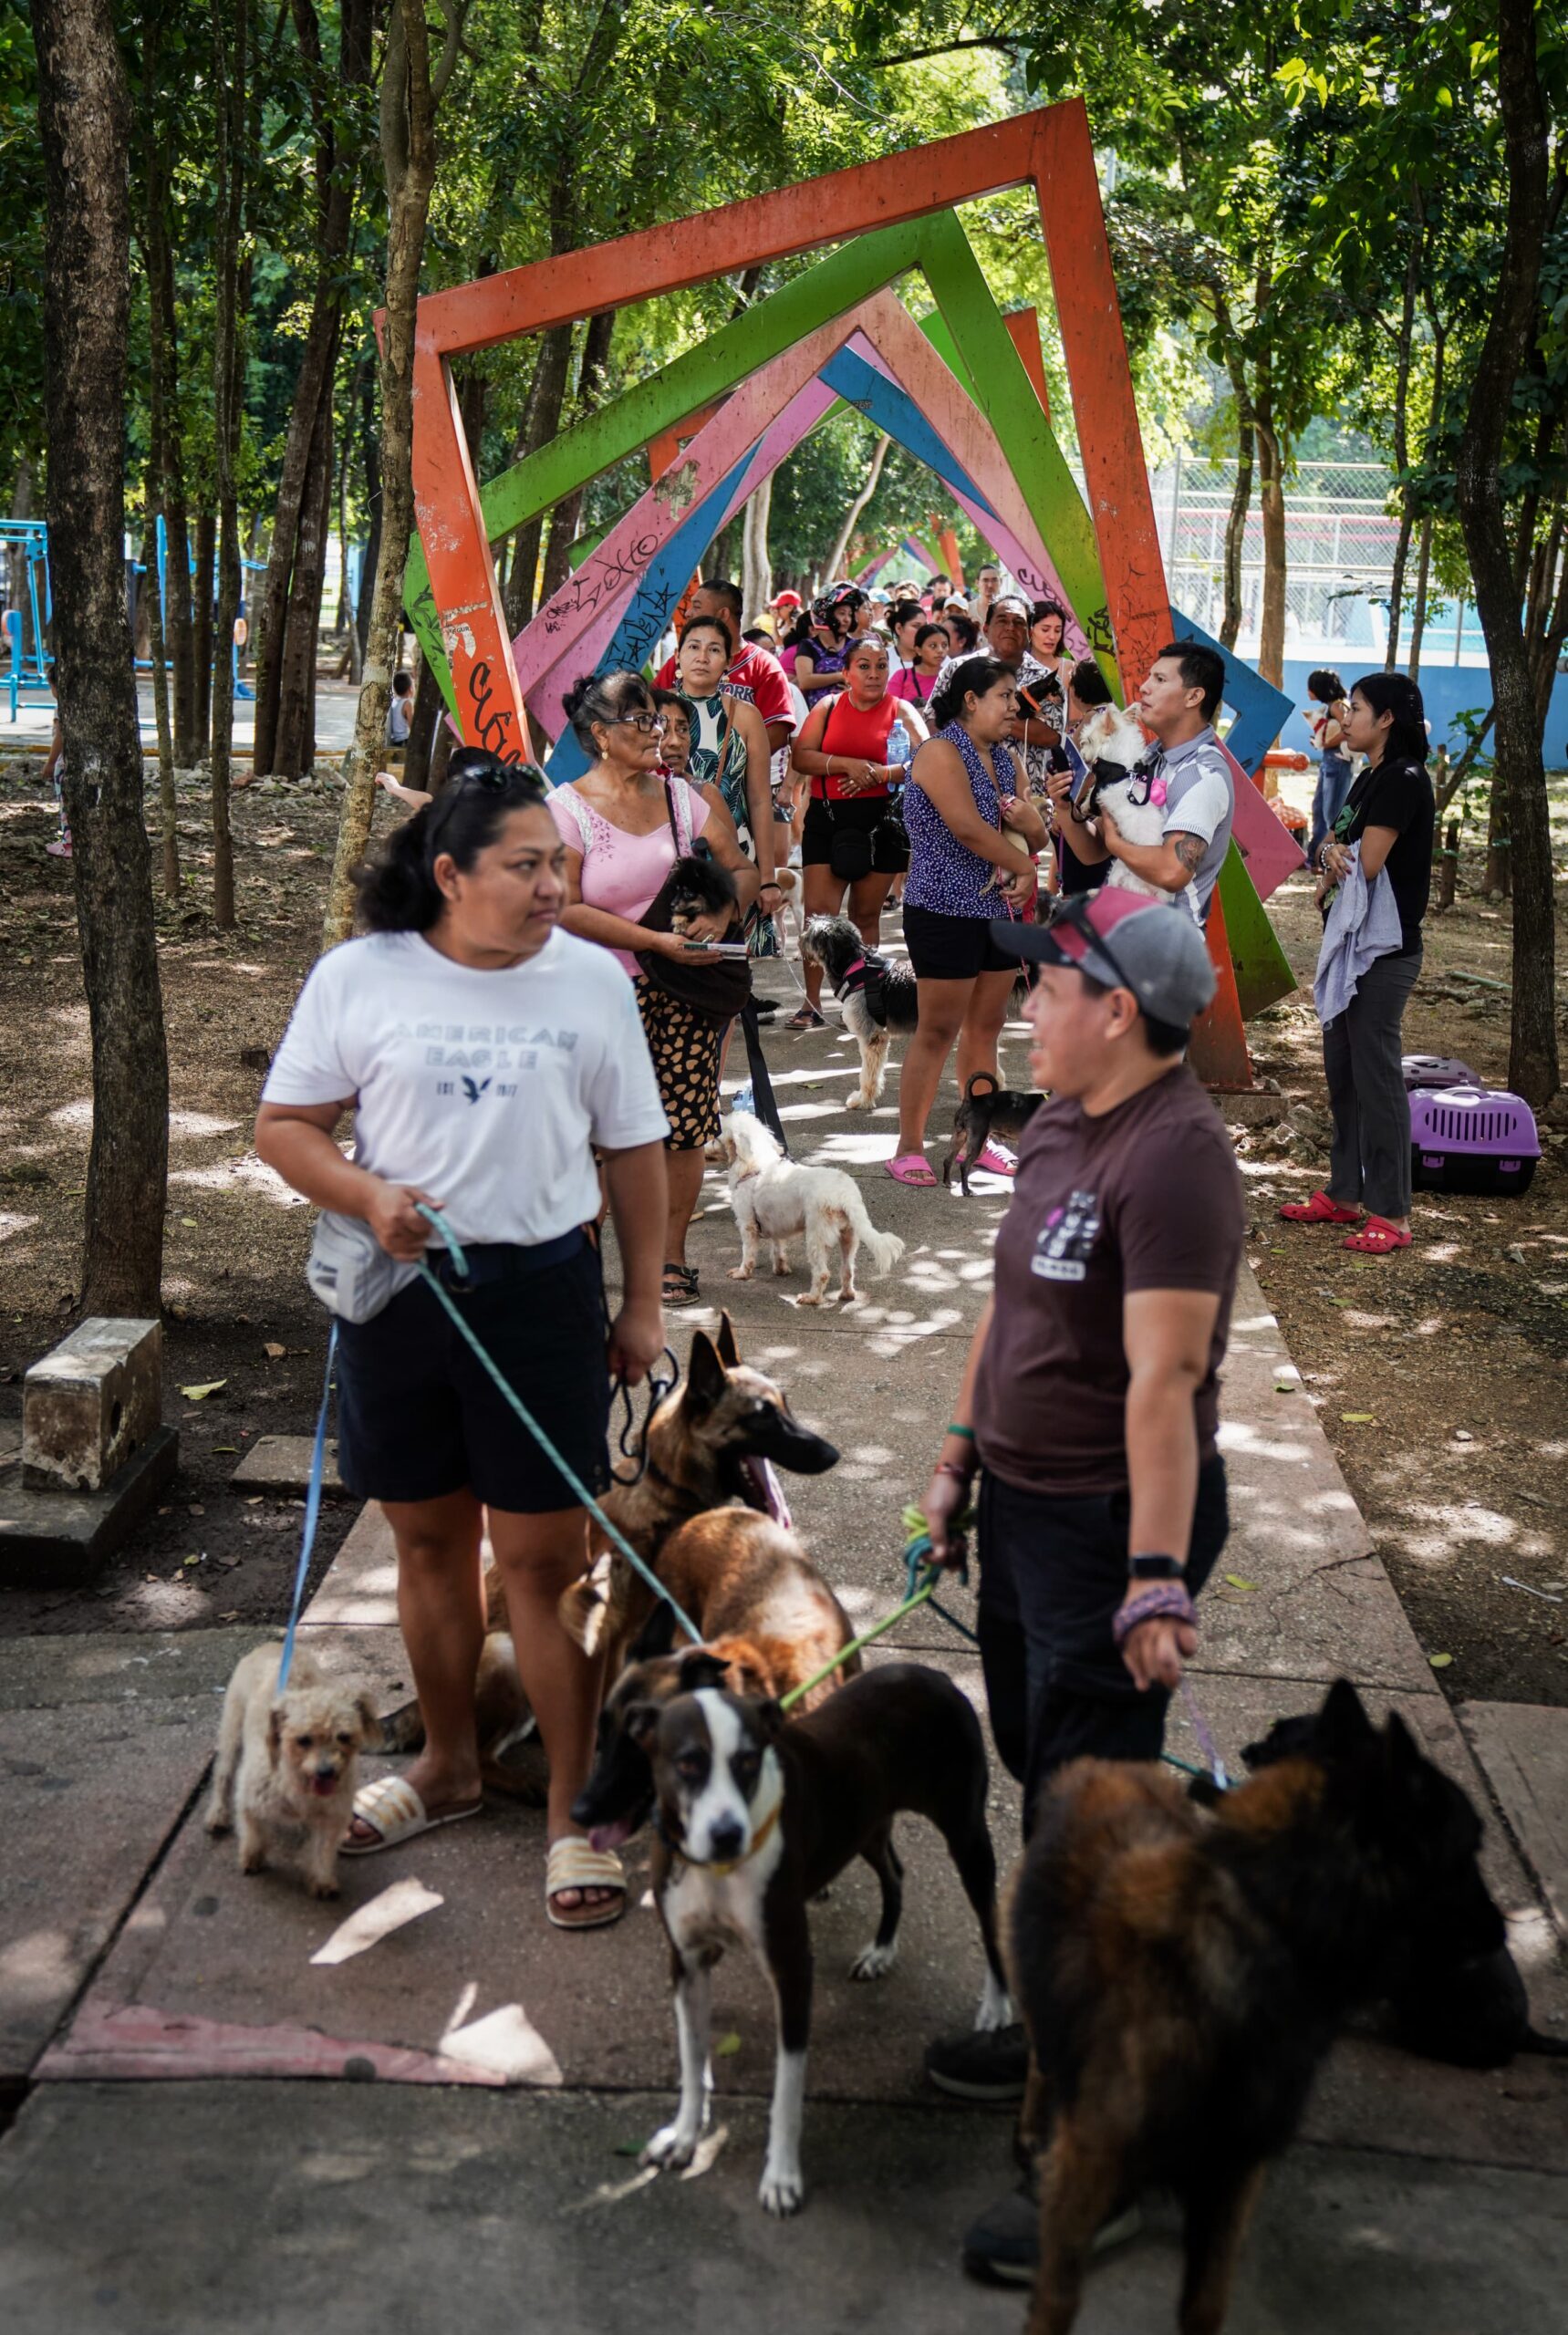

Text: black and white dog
xmin=799 ymin=914 xmax=919 ymax=1109
xmin=575 ymin=1650 xmax=1012 ymax=2215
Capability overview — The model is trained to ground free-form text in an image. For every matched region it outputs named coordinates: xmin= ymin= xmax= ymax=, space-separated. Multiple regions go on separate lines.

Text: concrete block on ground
xmin=1459 ymin=1701 xmax=1568 ymax=1946
xmin=22 ymin=1317 xmax=162 ymax=1492
xmin=0 ymin=1427 xmax=179 ymax=1590
xmin=229 ymin=1434 xmax=343 ymax=1494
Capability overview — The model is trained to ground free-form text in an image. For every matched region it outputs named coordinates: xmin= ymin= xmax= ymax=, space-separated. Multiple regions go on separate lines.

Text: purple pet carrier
xmin=1402 ymin=1054 xmax=1477 ymax=1094
xmin=1408 ymin=1085 xmax=1541 ymax=1197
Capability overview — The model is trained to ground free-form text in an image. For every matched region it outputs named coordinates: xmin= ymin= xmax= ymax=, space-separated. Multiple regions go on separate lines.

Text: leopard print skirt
xmin=634 ymin=979 xmax=723 ymax=1151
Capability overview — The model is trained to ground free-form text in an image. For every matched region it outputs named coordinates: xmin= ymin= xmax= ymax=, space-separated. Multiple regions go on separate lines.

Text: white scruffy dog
xmin=721 ymin=1112 xmax=907 ymax=1306
xmin=1075 ymin=704 xmax=1170 ymax=900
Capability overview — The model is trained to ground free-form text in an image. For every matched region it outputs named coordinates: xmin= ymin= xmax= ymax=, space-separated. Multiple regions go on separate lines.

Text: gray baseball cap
xmin=991 ymin=889 xmax=1217 ymax=1026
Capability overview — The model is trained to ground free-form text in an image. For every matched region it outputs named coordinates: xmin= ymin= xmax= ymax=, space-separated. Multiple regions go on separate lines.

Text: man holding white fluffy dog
xmin=1051 ymin=639 xmax=1234 ymax=924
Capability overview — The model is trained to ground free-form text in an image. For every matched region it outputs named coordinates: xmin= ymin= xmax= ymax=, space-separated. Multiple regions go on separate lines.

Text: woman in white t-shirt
xmin=256 ymin=753 xmax=669 ymax=1930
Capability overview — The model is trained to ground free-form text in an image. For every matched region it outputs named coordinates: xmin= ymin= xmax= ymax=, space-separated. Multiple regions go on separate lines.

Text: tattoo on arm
xmin=1172 ymin=831 xmax=1206 ymax=877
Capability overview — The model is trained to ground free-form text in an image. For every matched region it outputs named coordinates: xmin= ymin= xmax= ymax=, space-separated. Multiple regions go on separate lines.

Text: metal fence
xmin=1147 ymin=457 xmax=1488 ymax=666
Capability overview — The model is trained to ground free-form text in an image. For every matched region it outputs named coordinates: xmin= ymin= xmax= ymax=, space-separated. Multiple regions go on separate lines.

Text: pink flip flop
xmin=885 ymin=1152 xmax=938 ymax=1188
xmin=973 ymin=1142 xmax=1018 ymax=1178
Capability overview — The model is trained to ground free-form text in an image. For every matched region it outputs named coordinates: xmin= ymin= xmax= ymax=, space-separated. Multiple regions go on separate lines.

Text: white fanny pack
xmin=305 ymin=1210 xmax=421 ymax=1324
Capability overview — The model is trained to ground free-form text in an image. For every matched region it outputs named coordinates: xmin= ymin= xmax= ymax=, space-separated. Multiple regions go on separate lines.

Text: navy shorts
xmin=334 ymin=1232 xmax=612 ymax=1514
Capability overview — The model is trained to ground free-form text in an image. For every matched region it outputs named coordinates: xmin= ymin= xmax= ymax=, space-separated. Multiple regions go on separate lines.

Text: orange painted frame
xmin=410 ymin=101 xmax=1167 ymax=758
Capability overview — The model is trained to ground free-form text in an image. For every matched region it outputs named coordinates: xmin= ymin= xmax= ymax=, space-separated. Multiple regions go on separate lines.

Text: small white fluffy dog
xmin=722 ymin=1111 xmax=906 ymax=1305
xmin=206 ymin=1642 xmax=379 ymax=1897
xmin=1075 ymin=704 xmax=1169 ymax=900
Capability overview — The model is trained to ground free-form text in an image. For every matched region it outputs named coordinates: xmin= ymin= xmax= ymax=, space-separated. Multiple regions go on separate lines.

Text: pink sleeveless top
xmin=548 ymin=777 xmax=711 ymax=977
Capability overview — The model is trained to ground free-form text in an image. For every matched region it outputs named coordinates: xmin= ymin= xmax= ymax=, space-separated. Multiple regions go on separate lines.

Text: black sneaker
xmin=961 ymin=2184 xmax=1143 ymax=2287
xmin=924 ymin=2021 xmax=1029 ymax=2102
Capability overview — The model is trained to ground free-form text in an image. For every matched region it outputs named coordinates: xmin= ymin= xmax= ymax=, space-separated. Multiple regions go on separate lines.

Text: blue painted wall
xmin=1270 ymin=657 xmax=1568 ymax=763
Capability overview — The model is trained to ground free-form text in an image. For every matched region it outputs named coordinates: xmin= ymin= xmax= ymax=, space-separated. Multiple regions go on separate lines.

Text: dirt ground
xmin=0 ymin=750 xmax=1564 ymax=1704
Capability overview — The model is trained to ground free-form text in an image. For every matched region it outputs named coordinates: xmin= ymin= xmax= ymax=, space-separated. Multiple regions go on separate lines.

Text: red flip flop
xmin=1343 ymin=1216 xmax=1411 ymax=1253
xmin=1279 ymin=1189 xmax=1361 ymax=1225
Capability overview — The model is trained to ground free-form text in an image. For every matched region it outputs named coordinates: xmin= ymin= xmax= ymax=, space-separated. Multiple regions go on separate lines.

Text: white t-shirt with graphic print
xmin=263 ymin=928 xmax=669 ymax=1250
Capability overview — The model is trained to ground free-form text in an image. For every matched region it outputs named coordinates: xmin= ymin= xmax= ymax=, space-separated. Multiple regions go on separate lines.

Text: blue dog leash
xmin=275 ymin=1206 xmax=703 ymax=1691
xmin=407 ymin=1206 xmax=703 ymax=1644
xmin=274 ymin=1321 xmax=337 ymax=1696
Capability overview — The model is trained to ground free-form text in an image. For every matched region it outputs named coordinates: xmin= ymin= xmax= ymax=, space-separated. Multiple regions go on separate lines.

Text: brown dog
xmin=1008 ymin=1680 xmax=1504 ymax=2334
xmin=379 ymin=1315 xmax=843 ymax=1775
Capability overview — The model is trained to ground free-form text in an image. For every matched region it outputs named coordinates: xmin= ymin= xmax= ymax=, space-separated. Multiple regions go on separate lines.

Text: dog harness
xmin=832 ymin=949 xmax=896 ymax=1029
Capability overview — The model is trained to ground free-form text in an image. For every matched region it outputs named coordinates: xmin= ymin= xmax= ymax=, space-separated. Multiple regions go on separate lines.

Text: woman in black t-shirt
xmin=1280 ymin=672 xmax=1433 ymax=1254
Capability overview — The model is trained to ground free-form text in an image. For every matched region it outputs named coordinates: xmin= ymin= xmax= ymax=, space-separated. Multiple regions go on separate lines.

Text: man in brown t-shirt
xmin=921 ymin=889 xmax=1245 ymax=2279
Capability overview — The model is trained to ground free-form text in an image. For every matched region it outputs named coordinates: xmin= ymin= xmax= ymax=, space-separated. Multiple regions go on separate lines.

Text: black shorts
xmin=800 ymin=791 xmax=898 ymax=870
xmin=334 ymin=1232 xmax=611 ymax=1514
xmin=902 ymin=901 xmax=1016 ymax=981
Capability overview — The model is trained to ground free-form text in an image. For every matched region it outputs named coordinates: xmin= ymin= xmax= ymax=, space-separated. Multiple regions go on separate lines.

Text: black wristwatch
xmin=1127 ymin=1553 xmax=1184 ymax=1582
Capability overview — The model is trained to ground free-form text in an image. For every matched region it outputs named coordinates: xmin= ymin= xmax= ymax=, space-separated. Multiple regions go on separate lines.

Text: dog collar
xmin=668 ymin=1799 xmax=782 ymax=1878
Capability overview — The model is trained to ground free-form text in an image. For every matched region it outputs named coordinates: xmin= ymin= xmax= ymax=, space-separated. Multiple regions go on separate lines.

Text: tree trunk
xmin=503 ymin=325 xmax=574 ymax=633
xmin=1253 ymin=404 xmax=1286 ymax=690
xmin=1220 ymin=376 xmax=1253 ymax=651
xmin=144 ymin=132 xmax=198 ymax=765
xmin=1482 ymin=758 xmax=1511 ymax=899
xmin=1436 ymin=815 xmax=1459 ymax=912
xmin=1384 ymin=209 xmax=1421 ymax=671
xmin=251 ymin=0 xmax=371 ymax=773
xmin=273 ymin=385 xmax=335 ymax=777
xmin=1407 ymin=514 xmax=1434 ymax=680
xmin=742 ymin=471 xmax=773 ymax=622
xmin=354 ymin=351 xmax=382 ymax=658
xmin=401 ymin=652 xmax=447 ymax=793
xmin=1454 ymin=0 xmax=1558 ymax=1105
xmin=141 ymin=503 xmax=179 ymax=893
xmin=323 ymin=0 xmax=464 ymax=945
xmin=208 ymin=0 xmax=246 ymax=930
xmin=192 ymin=507 xmax=215 ymax=747
xmin=32 ymin=0 xmax=169 ymax=1313
xmin=825 ymin=431 xmax=889 ymax=582
xmin=537 ymin=309 xmax=615 ymax=605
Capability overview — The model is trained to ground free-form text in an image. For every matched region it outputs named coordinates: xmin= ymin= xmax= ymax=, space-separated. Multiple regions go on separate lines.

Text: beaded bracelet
xmin=1111 ymin=1582 xmax=1196 ymax=1648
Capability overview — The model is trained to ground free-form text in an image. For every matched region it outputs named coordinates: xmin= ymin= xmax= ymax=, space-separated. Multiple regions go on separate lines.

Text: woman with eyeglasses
xmin=548 ymin=669 xmax=758 ymax=1308
xmin=792 ymin=593 xmax=856 ymax=699
xmin=255 ymin=750 xmax=670 ymax=1931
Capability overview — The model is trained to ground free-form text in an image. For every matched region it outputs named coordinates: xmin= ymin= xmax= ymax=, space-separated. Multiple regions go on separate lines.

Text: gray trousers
xmin=1324 ymin=945 xmax=1421 ymax=1219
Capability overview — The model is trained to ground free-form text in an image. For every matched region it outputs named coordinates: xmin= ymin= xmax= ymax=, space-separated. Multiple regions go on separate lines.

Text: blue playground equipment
xmin=2 ymin=519 xmax=53 ymax=721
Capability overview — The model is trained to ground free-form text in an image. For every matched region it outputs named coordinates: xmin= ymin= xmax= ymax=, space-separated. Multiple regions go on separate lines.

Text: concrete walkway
xmin=2 ymin=985 xmax=1565 ymax=2332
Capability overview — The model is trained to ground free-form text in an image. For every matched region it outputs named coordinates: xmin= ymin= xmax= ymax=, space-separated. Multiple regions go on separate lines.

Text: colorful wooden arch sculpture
xmin=404 ymin=99 xmax=1302 ymax=1079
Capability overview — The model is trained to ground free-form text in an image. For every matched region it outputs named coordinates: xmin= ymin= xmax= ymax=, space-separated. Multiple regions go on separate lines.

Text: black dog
xmin=1239 ymin=1706 xmax=1565 ymax=2067
xmin=942 ymin=1070 xmax=1044 ymax=1193
xmin=1009 ymin=1679 xmax=1508 ymax=2333
xmin=666 ymin=854 xmax=738 ymax=934
xmin=575 ymin=1652 xmax=1012 ymax=2216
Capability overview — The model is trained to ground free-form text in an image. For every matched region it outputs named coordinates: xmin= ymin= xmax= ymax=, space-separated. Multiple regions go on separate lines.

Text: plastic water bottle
xmin=886 ymin=721 xmax=912 ymax=774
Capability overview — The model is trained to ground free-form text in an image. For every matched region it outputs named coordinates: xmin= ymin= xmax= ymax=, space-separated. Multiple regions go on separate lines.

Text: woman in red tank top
xmin=788 ymin=637 xmax=929 ymax=1024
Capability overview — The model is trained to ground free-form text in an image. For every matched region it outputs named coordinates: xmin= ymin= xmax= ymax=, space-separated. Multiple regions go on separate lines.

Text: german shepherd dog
xmin=1008 ymin=1680 xmax=1504 ymax=2335
xmin=379 ymin=1316 xmax=842 ymax=1789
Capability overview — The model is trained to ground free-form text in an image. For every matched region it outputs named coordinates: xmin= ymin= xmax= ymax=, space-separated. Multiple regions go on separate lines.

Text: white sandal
xmin=341 ymin=1774 xmax=482 ymax=1856
xmin=545 ymin=1835 xmax=628 ymax=1929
